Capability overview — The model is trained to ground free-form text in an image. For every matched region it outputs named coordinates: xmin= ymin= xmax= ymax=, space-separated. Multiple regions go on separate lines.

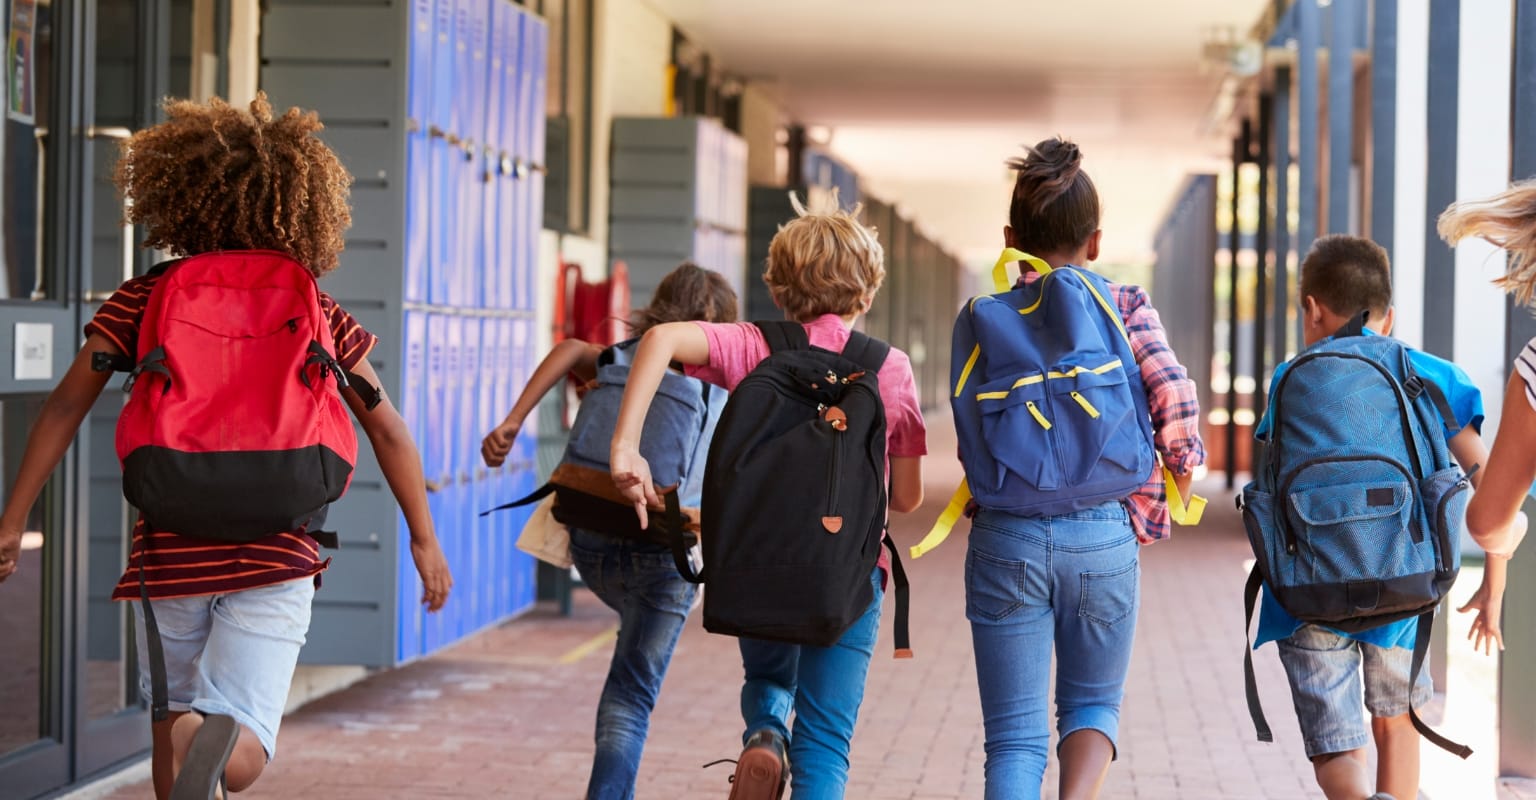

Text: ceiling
xmin=648 ymin=0 xmax=1270 ymax=267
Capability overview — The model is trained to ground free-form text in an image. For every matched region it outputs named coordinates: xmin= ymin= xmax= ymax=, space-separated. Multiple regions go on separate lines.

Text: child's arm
xmin=344 ymin=358 xmax=452 ymax=612
xmin=611 ymin=322 xmax=712 ymax=527
xmin=0 ymin=336 xmax=117 ymax=583
xmin=1465 ymin=373 xmax=1536 ymax=556
xmin=481 ymin=339 xmax=602 ymax=468
xmin=890 ymin=456 xmax=924 ymax=513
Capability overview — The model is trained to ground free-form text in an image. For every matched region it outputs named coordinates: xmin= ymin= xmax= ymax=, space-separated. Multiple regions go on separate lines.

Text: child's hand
xmin=0 ymin=525 xmax=20 ymax=582
xmin=611 ymin=443 xmax=658 ymax=528
xmin=410 ymin=536 xmax=453 ymax=613
xmin=1458 ymin=581 xmax=1506 ymax=655
xmin=481 ymin=422 xmax=520 ymax=468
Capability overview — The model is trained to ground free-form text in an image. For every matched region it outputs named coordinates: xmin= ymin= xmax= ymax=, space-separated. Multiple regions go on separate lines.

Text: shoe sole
xmin=170 ymin=714 xmax=239 ymax=800
xmin=727 ymin=747 xmax=784 ymax=800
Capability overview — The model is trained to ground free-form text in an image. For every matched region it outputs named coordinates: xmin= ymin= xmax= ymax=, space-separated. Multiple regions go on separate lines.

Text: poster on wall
xmin=7 ymin=0 xmax=34 ymax=125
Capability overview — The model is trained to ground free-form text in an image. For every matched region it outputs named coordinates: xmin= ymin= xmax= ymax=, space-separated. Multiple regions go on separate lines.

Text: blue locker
xmin=397 ymin=311 xmax=429 ymax=661
xmin=449 ymin=0 xmax=473 ymax=141
xmin=422 ymin=491 xmax=450 ymax=654
xmin=444 ymin=316 xmax=465 ymax=484
xmin=428 ymin=136 xmax=454 ymax=306
xmin=405 ymin=136 xmax=430 ymax=303
xmin=424 ymin=314 xmax=448 ymax=489
xmin=407 ymin=0 xmax=435 ymax=128
xmin=483 ymin=2 xmax=509 ymax=309
xmin=524 ymin=17 xmax=548 ymax=312
xmin=429 ymin=0 xmax=456 ymax=132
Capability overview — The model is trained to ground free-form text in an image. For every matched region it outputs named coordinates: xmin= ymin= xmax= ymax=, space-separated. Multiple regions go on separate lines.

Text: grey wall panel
xmin=263 ymin=66 xmax=400 ymax=122
xmin=262 ymin=6 xmax=399 ymax=61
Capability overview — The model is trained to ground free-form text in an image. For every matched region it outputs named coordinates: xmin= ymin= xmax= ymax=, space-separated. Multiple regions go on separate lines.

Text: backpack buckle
xmin=1404 ymin=375 xmax=1425 ymax=399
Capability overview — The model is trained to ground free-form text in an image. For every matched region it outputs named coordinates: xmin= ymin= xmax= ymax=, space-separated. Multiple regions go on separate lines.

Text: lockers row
xmin=261 ymin=0 xmax=549 ymax=667
xmin=609 ymin=116 xmax=749 ymax=306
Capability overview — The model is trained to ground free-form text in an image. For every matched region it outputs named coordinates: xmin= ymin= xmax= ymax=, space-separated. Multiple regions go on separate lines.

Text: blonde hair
xmin=763 ymin=189 xmax=885 ymax=321
xmin=1437 ymin=180 xmax=1536 ymax=306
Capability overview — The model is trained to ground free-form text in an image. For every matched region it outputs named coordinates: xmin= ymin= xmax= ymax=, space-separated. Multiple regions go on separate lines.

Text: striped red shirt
xmin=87 ymin=260 xmax=379 ymax=601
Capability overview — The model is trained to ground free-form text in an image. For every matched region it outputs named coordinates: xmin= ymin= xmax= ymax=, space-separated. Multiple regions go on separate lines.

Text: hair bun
xmin=1006 ymin=137 xmax=1084 ymax=209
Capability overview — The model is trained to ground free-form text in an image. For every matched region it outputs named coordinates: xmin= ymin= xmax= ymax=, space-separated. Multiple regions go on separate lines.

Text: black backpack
xmin=673 ymin=321 xmax=911 ymax=655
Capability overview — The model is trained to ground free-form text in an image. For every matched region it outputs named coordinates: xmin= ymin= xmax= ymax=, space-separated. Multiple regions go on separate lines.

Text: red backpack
xmin=98 ymin=251 xmax=377 ymax=541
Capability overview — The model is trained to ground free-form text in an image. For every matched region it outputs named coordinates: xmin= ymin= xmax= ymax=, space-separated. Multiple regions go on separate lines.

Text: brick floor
xmin=94 ymin=416 xmax=1504 ymax=799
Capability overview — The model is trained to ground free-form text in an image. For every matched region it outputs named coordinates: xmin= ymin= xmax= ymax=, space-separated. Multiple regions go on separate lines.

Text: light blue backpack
xmin=1240 ymin=312 xmax=1470 ymax=757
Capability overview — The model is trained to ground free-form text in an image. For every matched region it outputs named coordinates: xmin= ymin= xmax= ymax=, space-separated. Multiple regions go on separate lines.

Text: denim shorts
xmin=131 ymin=578 xmax=316 ymax=760
xmin=1275 ymin=623 xmax=1433 ymax=758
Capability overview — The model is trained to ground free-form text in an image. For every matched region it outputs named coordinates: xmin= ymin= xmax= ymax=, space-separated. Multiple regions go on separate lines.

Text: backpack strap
xmin=665 ymin=490 xmax=704 ymax=584
xmin=882 ymin=533 xmax=913 ymax=658
xmin=841 ymin=331 xmax=891 ymax=373
xmin=754 ymin=321 xmax=810 ymax=353
xmin=1409 ymin=611 xmax=1474 ymax=758
xmin=479 ymin=482 xmax=557 ymax=516
xmin=1242 ymin=564 xmax=1274 ymax=743
xmin=1334 ymin=310 xmax=1372 ymax=339
xmin=138 ymin=536 xmax=171 ymax=723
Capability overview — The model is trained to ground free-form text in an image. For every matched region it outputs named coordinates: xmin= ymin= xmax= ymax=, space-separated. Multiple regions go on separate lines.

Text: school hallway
xmin=64 ymin=414 xmax=1504 ymax=800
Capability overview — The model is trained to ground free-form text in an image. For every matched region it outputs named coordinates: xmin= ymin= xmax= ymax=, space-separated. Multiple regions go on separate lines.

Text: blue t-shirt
xmin=1252 ymin=331 xmax=1484 ymax=650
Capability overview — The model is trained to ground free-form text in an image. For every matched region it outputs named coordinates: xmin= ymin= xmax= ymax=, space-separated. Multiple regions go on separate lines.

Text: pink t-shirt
xmin=687 ymin=315 xmax=929 ymax=582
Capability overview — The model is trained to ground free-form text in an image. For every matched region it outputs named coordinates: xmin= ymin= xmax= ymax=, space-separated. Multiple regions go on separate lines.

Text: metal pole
xmin=1328 ymin=0 xmax=1356 ymax=234
xmin=1255 ymin=94 xmax=1272 ymax=422
xmin=1297 ymin=0 xmax=1321 ymax=347
xmin=1422 ymin=0 xmax=1459 ymax=359
xmin=1371 ymin=0 xmax=1398 ymax=260
xmin=1227 ymin=124 xmax=1249 ymax=490
xmin=1274 ymin=66 xmax=1293 ymax=366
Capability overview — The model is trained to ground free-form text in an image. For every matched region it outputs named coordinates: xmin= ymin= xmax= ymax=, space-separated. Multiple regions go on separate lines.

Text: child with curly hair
xmin=0 ymin=93 xmax=452 ymax=798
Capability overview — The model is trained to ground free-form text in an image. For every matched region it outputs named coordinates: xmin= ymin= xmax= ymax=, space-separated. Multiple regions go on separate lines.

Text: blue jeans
xmin=966 ymin=502 xmax=1140 ymax=800
xmin=568 ymin=528 xmax=697 ymax=800
xmin=739 ymin=568 xmax=883 ymax=800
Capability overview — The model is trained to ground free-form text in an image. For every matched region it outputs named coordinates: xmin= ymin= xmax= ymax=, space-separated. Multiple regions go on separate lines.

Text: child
xmin=1253 ymin=234 xmax=1506 ymax=800
xmin=958 ymin=138 xmax=1205 ymax=800
xmin=608 ymin=193 xmax=927 ymax=799
xmin=1438 ymin=186 xmax=1536 ymax=585
xmin=480 ymin=262 xmax=738 ymax=800
xmin=0 ymin=95 xmax=452 ymax=799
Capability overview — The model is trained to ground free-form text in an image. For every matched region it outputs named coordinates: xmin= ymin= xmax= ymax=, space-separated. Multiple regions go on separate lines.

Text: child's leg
xmin=568 ymin=530 xmax=696 ymax=799
xmin=967 ymin=513 xmax=1054 ymax=800
xmin=738 ymin=638 xmax=798 ymax=745
xmin=1050 ymin=512 xmax=1139 ymax=800
xmin=1275 ymin=626 xmax=1373 ymax=799
xmin=133 ymin=597 xmax=215 ymax=800
xmin=780 ymin=568 xmax=883 ymax=800
xmin=193 ymin=578 xmax=315 ymax=790
xmin=1362 ymin=641 xmax=1434 ymax=800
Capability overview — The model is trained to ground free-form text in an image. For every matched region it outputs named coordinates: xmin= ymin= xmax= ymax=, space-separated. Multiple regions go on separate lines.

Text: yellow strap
xmin=1070 ymin=391 xmax=1101 ymax=418
xmin=954 ymin=344 xmax=982 ymax=398
xmin=992 ymin=247 xmax=1053 ymax=293
xmin=1164 ymin=466 xmax=1207 ymax=526
xmin=1026 ymin=401 xmax=1052 ymax=429
xmin=911 ymin=480 xmax=971 ymax=559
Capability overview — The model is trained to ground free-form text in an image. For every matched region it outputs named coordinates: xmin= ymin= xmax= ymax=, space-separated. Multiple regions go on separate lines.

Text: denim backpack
xmin=485 ymin=339 xmax=722 ymax=576
xmin=1240 ymin=312 xmax=1471 ymax=757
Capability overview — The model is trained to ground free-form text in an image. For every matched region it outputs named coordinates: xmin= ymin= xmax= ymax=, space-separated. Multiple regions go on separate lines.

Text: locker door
xmin=397 ymin=312 xmax=429 ymax=661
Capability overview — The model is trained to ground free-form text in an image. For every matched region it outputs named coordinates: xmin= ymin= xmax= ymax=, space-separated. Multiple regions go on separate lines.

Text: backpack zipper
xmin=1434 ymin=477 xmax=1469 ymax=574
xmin=1069 ymin=391 xmax=1100 ymax=418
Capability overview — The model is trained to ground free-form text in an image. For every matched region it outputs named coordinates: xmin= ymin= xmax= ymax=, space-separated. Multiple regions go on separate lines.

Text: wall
xmin=739 ymin=83 xmax=783 ymax=185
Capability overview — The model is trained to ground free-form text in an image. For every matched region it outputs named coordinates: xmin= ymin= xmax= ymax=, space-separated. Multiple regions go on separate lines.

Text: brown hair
xmin=1438 ymin=181 xmax=1536 ymax=305
xmin=763 ymin=190 xmax=885 ymax=321
xmin=113 ymin=92 xmax=353 ymax=276
xmin=1299 ymin=234 xmax=1393 ymax=319
xmin=632 ymin=262 xmax=739 ymax=335
xmin=1007 ymin=137 xmax=1100 ymax=255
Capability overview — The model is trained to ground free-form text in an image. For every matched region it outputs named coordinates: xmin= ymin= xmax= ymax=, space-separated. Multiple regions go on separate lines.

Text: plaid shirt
xmin=1015 ymin=272 xmax=1206 ymax=542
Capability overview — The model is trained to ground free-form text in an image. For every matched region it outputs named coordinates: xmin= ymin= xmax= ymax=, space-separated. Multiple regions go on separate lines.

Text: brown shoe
xmin=727 ymin=730 xmax=788 ymax=800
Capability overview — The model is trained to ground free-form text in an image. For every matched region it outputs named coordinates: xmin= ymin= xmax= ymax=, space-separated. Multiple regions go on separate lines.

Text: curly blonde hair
xmin=113 ymin=92 xmax=353 ymax=276
xmin=1437 ymin=181 xmax=1536 ymax=307
xmin=763 ymin=189 xmax=885 ymax=320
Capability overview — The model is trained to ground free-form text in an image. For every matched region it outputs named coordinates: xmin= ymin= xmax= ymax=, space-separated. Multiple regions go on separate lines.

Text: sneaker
xmin=728 ymin=729 xmax=788 ymax=800
xmin=1368 ymin=794 xmax=1397 ymax=800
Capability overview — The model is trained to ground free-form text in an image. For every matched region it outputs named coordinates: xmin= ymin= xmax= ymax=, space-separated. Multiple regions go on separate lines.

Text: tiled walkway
xmin=94 ymin=418 xmax=1508 ymax=799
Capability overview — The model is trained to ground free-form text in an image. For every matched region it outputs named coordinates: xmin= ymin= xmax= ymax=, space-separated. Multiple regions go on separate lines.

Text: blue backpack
xmin=1239 ymin=312 xmax=1470 ymax=757
xmin=486 ymin=339 xmax=723 ymax=569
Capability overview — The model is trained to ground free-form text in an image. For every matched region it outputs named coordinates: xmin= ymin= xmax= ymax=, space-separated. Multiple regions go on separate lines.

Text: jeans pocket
xmin=965 ymin=548 xmax=1030 ymax=623
xmin=1079 ymin=558 xmax=1138 ymax=627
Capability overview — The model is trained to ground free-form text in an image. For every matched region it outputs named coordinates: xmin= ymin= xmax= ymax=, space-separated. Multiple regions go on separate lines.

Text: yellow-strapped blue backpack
xmin=912 ymin=249 xmax=1200 ymax=559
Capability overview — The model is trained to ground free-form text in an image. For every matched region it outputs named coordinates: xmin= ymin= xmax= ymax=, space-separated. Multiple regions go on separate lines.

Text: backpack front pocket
xmin=1048 ymin=359 xmax=1138 ymax=480
xmin=1286 ymin=459 xmax=1416 ymax=586
xmin=976 ymin=373 xmax=1057 ymax=492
